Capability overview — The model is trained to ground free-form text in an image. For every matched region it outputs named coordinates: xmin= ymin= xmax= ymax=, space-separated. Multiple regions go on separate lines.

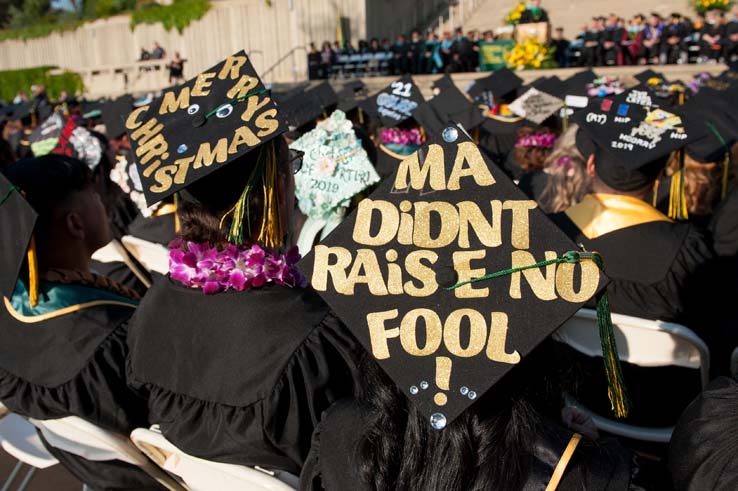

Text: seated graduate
xmin=668 ymin=375 xmax=738 ymax=491
xmin=0 ymin=155 xmax=162 ymax=491
xmin=549 ymin=103 xmax=715 ymax=327
xmin=125 ymin=52 xmax=361 ymax=475
xmin=298 ymin=124 xmax=638 ymax=490
xmin=549 ymin=103 xmax=716 ymax=427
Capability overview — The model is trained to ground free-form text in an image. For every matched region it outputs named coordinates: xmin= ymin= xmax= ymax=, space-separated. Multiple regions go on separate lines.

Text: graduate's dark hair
xmin=356 ymin=340 xmax=567 ymax=491
xmin=178 ymin=136 xmax=291 ymax=247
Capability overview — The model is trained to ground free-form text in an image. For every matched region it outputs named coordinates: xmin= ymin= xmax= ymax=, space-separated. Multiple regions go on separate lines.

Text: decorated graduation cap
xmin=572 ymin=99 xmax=702 ymax=194
xmin=299 ymin=123 xmax=630 ymax=429
xmin=361 ymin=75 xmax=427 ymax=128
xmin=467 ymin=68 xmax=523 ymax=103
xmin=429 ymin=75 xmax=484 ymax=132
xmin=508 ymin=87 xmax=564 ymax=125
xmin=51 ymin=116 xmax=104 ymax=171
xmin=0 ymin=172 xmax=37 ymax=300
xmin=28 ymin=112 xmax=65 ymax=157
xmin=290 ymin=110 xmax=380 ymax=253
xmin=125 ymin=50 xmax=287 ymax=207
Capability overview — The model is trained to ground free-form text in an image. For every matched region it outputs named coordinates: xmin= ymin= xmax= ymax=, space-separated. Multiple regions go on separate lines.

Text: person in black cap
xmin=519 ymin=0 xmax=549 ymax=24
xmin=548 ymin=102 xmax=716 ymax=427
xmin=0 ymin=155 xmax=162 ymax=491
xmin=124 ymin=51 xmax=361 ymax=476
xmin=298 ymin=122 xmax=637 ymax=490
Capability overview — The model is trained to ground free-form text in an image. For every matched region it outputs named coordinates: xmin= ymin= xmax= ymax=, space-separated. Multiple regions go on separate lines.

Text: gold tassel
xmin=651 ymin=179 xmax=659 ymax=207
xmin=358 ymin=108 xmax=364 ymax=125
xmin=419 ymin=126 xmax=425 ymax=142
xmin=667 ymin=151 xmax=689 ymax=220
xmin=473 ymin=127 xmax=480 ymax=144
xmin=562 ymin=104 xmax=569 ymax=132
xmin=27 ymin=234 xmax=39 ymax=308
xmin=722 ymin=155 xmax=730 ymax=200
xmin=173 ymin=193 xmax=181 ymax=235
xmin=258 ymin=143 xmax=283 ymax=249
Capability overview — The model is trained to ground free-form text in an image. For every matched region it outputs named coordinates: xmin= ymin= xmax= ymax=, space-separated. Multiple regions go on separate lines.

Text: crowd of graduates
xmin=308 ymin=5 xmax=738 ymax=78
xmin=3 ymin=53 xmax=738 ymax=491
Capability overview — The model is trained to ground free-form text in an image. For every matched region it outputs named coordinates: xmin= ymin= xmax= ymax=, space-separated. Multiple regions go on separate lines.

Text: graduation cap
xmin=0 ymin=172 xmax=37 ymax=300
xmin=298 ymin=123 xmax=630 ymax=429
xmin=125 ymin=50 xmax=287 ymax=207
xmin=9 ymin=102 xmax=33 ymax=122
xmin=306 ymin=82 xmax=338 ymax=114
xmin=81 ymin=99 xmax=105 ymax=120
xmin=28 ymin=111 xmax=65 ymax=157
xmin=280 ymin=89 xmax=325 ymax=132
xmin=51 ymin=116 xmax=104 ymax=171
xmin=467 ymin=68 xmax=523 ymax=103
xmin=429 ymin=76 xmax=484 ymax=131
xmin=633 ymin=69 xmax=665 ymax=84
xmin=535 ymin=76 xmax=568 ymax=99
xmin=572 ymin=100 xmax=702 ymax=192
xmin=508 ymin=88 xmax=564 ymax=125
xmin=101 ymin=95 xmax=134 ymax=139
xmin=563 ymin=69 xmax=598 ymax=97
xmin=681 ymin=99 xmax=737 ymax=164
xmin=290 ymin=109 xmax=380 ymax=253
xmin=361 ymin=75 xmax=427 ymax=128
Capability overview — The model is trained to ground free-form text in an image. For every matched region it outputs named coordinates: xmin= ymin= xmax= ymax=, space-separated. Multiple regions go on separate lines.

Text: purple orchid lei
xmin=168 ymin=239 xmax=306 ymax=295
xmin=381 ymin=127 xmax=423 ymax=146
xmin=515 ymin=132 xmax=557 ymax=149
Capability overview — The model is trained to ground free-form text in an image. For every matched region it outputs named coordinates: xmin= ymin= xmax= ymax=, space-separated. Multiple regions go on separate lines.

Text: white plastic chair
xmin=554 ymin=308 xmax=710 ymax=443
xmin=29 ymin=416 xmax=186 ymax=491
xmin=0 ymin=410 xmax=59 ymax=491
xmin=121 ymin=235 xmax=170 ymax=275
xmin=130 ymin=427 xmax=299 ymax=491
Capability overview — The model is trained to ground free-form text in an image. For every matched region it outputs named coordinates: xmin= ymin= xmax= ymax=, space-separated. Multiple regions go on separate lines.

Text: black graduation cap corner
xmin=125 ymin=50 xmax=288 ymax=208
xmin=0 ymin=172 xmax=37 ymax=301
xmin=299 ymin=123 xmax=630 ymax=429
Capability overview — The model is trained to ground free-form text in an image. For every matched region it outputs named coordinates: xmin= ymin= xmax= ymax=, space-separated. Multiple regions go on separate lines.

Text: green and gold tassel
xmin=445 ymin=250 xmax=631 ymax=418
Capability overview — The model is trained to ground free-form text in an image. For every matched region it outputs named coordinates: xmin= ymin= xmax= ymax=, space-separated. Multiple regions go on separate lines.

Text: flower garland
xmin=515 ymin=132 xmax=557 ymax=149
xmin=505 ymin=37 xmax=558 ymax=70
xmin=381 ymin=127 xmax=424 ymax=146
xmin=169 ymin=239 xmax=306 ymax=295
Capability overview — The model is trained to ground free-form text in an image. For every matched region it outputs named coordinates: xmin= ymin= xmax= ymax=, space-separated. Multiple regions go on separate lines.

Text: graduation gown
xmin=301 ymin=400 xmax=635 ymax=491
xmin=550 ymin=193 xmax=716 ymax=426
xmin=126 ymin=276 xmax=361 ymax=475
xmin=668 ymin=376 xmax=738 ymax=491
xmin=518 ymin=170 xmax=551 ymax=202
xmin=0 ymin=273 xmax=161 ymax=491
xmin=477 ymin=115 xmax=525 ymax=174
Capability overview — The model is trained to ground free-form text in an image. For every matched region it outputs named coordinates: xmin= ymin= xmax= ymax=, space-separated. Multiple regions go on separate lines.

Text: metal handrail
xmin=261 ymin=46 xmax=308 ymax=84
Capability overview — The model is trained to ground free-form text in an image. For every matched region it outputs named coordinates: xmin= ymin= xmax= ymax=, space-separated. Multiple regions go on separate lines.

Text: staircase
xmin=459 ymin=0 xmax=693 ymax=38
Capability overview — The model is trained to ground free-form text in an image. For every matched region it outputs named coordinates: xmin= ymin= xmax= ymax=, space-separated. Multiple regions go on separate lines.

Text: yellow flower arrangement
xmin=504 ymin=1 xmax=527 ymax=25
xmin=692 ymin=0 xmax=732 ymax=14
xmin=505 ymin=37 xmax=557 ymax=70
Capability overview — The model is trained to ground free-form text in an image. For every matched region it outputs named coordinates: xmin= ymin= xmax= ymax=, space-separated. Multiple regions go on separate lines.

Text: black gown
xmin=549 ymin=193 xmax=716 ymax=426
xmin=126 ymin=276 xmax=361 ymax=475
xmin=301 ymin=400 xmax=635 ymax=491
xmin=0 ymin=276 xmax=161 ymax=491
xmin=477 ymin=116 xmax=525 ymax=178
xmin=668 ymin=376 xmax=738 ymax=491
xmin=517 ymin=170 xmax=550 ymax=202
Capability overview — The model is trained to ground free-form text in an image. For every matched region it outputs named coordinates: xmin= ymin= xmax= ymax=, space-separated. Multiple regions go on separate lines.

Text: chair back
xmin=554 ymin=309 xmax=710 ymax=443
xmin=131 ymin=428 xmax=299 ymax=491
xmin=0 ymin=413 xmax=59 ymax=469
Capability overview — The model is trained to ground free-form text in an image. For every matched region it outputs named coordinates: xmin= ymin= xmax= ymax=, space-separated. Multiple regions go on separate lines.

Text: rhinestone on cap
xmin=468 ymin=391 xmax=477 ymax=400
xmin=459 ymin=386 xmax=469 ymax=396
xmin=420 ymin=381 xmax=429 ymax=390
xmin=430 ymin=412 xmax=447 ymax=430
xmin=177 ymin=144 xmax=188 ymax=154
xmin=442 ymin=126 xmax=459 ymax=143
xmin=409 ymin=386 xmax=419 ymax=395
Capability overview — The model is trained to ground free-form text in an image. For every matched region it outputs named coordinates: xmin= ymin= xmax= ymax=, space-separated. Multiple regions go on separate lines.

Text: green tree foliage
xmin=0 ymin=66 xmax=84 ymax=101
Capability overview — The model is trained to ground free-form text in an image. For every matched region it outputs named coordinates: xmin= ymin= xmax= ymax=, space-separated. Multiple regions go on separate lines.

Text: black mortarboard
xmin=81 ymin=99 xmax=105 ymax=120
xmin=342 ymin=79 xmax=367 ymax=94
xmin=681 ymin=100 xmax=737 ymax=163
xmin=563 ymin=69 xmax=597 ymax=97
xmin=535 ymin=76 xmax=567 ymax=99
xmin=361 ymin=75 xmax=427 ymax=128
xmin=9 ymin=102 xmax=33 ymax=122
xmin=634 ymin=69 xmax=665 ymax=83
xmin=280 ymin=89 xmax=324 ymax=131
xmin=125 ymin=50 xmax=287 ymax=206
xmin=508 ymin=88 xmax=564 ymax=125
xmin=0 ymin=172 xmax=37 ymax=298
xmin=306 ymin=82 xmax=338 ymax=113
xmin=429 ymin=77 xmax=484 ymax=131
xmin=101 ymin=95 xmax=134 ymax=139
xmin=336 ymin=88 xmax=360 ymax=113
xmin=467 ymin=68 xmax=523 ymax=102
xmin=299 ymin=123 xmax=609 ymax=427
xmin=573 ymin=101 xmax=702 ymax=191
